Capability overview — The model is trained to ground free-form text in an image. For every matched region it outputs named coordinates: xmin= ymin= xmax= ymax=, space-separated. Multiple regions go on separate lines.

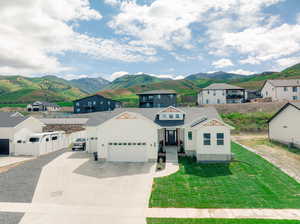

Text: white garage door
xmin=107 ymin=143 xmax=148 ymax=162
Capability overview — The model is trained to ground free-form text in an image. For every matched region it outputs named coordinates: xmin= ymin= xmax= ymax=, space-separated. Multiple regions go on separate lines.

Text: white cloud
xmin=276 ymin=57 xmax=300 ymax=68
xmin=228 ymin=69 xmax=254 ymax=75
xmin=240 ymin=57 xmax=261 ymax=65
xmin=110 ymin=71 xmax=129 ymax=81
xmin=297 ymin=13 xmax=300 ymax=24
xmin=171 ymin=53 xmax=202 ymax=62
xmin=150 ymin=73 xmax=185 ymax=80
xmin=104 ymin=0 xmax=120 ymax=6
xmin=212 ymin=58 xmax=234 ymax=68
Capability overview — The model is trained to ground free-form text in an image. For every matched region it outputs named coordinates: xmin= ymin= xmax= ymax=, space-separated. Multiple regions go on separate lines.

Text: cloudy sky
xmin=0 ymin=0 xmax=300 ymax=81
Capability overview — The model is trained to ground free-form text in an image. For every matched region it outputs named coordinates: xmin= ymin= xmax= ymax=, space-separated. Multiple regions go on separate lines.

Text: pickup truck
xmin=72 ymin=138 xmax=86 ymax=151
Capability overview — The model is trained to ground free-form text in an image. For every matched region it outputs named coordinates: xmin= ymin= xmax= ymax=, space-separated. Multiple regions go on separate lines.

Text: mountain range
xmin=0 ymin=63 xmax=299 ymax=104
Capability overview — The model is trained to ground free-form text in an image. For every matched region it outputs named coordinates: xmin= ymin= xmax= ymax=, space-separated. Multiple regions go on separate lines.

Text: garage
xmin=107 ymin=142 xmax=148 ymax=162
xmin=0 ymin=139 xmax=9 ymax=155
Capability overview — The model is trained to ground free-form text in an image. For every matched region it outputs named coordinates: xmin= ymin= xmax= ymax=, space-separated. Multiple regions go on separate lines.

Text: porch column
xmin=177 ymin=128 xmax=180 ymax=147
xmin=163 ymin=128 xmax=166 ymax=147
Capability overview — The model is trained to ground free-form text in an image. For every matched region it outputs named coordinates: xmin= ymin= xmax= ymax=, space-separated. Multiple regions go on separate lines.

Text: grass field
xmin=147 ymin=218 xmax=300 ymax=224
xmin=0 ymin=103 xmax=27 ymax=108
xmin=221 ymin=112 xmax=274 ymax=133
xmin=149 ymin=142 xmax=300 ymax=208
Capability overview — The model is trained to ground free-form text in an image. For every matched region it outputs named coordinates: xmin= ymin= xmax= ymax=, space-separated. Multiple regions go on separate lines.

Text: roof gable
xmin=158 ymin=106 xmax=185 ymax=114
xmin=268 ymin=102 xmax=300 ymax=123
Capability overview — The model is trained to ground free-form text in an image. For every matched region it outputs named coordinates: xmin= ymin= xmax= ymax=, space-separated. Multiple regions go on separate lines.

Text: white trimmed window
xmin=203 ymin=133 xmax=211 ymax=145
xmin=217 ymin=133 xmax=224 ymax=145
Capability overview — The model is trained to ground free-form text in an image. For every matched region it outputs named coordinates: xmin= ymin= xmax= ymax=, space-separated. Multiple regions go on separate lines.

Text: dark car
xmin=72 ymin=138 xmax=86 ymax=151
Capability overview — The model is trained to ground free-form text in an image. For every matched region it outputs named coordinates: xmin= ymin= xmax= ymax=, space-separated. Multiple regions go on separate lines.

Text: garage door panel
xmin=0 ymin=139 xmax=9 ymax=155
xmin=108 ymin=146 xmax=148 ymax=162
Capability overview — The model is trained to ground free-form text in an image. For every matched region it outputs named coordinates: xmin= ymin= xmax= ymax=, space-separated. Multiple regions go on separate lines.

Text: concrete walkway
xmin=147 ymin=208 xmax=300 ymax=220
xmin=233 ymin=139 xmax=300 ymax=183
xmin=0 ymin=156 xmax=34 ymax=169
xmin=154 ymin=146 xmax=179 ymax=178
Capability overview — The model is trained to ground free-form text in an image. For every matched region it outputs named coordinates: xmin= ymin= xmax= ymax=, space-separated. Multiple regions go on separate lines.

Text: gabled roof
xmin=137 ymin=90 xmax=177 ymax=95
xmin=85 ymin=107 xmax=221 ymax=128
xmin=158 ymin=106 xmax=185 ymax=114
xmin=203 ymin=83 xmax=244 ymax=90
xmin=0 ymin=112 xmax=28 ymax=127
xmin=267 ymin=79 xmax=300 ymax=87
xmin=268 ymin=102 xmax=300 ymax=123
xmin=73 ymin=94 xmax=120 ymax=103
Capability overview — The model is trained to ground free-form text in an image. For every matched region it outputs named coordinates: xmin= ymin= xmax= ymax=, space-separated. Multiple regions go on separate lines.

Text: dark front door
xmin=0 ymin=139 xmax=9 ymax=155
xmin=165 ymin=130 xmax=177 ymax=145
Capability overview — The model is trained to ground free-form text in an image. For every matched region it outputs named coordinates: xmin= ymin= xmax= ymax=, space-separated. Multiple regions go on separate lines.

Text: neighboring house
xmin=198 ymin=83 xmax=246 ymax=105
xmin=73 ymin=94 xmax=121 ymax=114
xmin=85 ymin=106 xmax=233 ymax=163
xmin=27 ymin=101 xmax=60 ymax=112
xmin=137 ymin=90 xmax=177 ymax=108
xmin=268 ymin=102 xmax=300 ymax=148
xmin=261 ymin=79 xmax=300 ymax=101
xmin=0 ymin=112 xmax=45 ymax=155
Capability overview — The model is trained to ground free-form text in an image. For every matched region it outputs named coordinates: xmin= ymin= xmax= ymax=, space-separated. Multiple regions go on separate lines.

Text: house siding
xmin=262 ymin=81 xmax=300 ymax=101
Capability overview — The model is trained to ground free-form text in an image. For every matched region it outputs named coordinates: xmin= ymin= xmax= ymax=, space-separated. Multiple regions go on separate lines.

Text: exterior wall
xmin=86 ymin=126 xmax=98 ymax=153
xmin=198 ymin=89 xmax=226 ymax=105
xmin=96 ymin=117 xmax=159 ymax=162
xmin=184 ymin=123 xmax=231 ymax=162
xmin=269 ymin=105 xmax=300 ymax=147
xmin=73 ymin=95 xmax=117 ymax=114
xmin=159 ymin=112 xmax=184 ymax=120
xmin=262 ymin=81 xmax=300 ymax=101
xmin=139 ymin=94 xmax=177 ymax=108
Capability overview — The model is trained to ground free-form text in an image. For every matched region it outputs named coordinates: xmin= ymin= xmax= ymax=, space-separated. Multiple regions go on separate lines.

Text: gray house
xmin=137 ymin=90 xmax=177 ymax=108
xmin=73 ymin=94 xmax=121 ymax=114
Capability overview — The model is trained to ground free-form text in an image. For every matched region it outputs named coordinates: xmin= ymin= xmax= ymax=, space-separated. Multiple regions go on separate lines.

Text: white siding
xmin=269 ymin=105 xmax=300 ymax=147
xmin=262 ymin=81 xmax=300 ymax=101
xmin=198 ymin=89 xmax=226 ymax=105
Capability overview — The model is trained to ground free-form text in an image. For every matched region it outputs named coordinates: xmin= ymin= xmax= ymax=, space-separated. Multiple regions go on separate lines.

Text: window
xmin=108 ymin=101 xmax=111 ymax=105
xmin=133 ymin=143 xmax=137 ymax=145
xmin=123 ymin=143 xmax=127 ymax=145
xmin=206 ymin=99 xmax=209 ymax=104
xmin=217 ymin=133 xmax=224 ymax=145
xmin=113 ymin=143 xmax=118 ymax=145
xmin=46 ymin=138 xmax=49 ymax=142
xmin=137 ymin=143 xmax=141 ymax=145
xmin=175 ymin=114 xmax=180 ymax=118
xmin=188 ymin=131 xmax=192 ymax=140
xmin=213 ymin=91 xmax=216 ymax=96
xmin=76 ymin=102 xmax=80 ymax=106
xmin=203 ymin=133 xmax=211 ymax=145
xmin=118 ymin=143 xmax=122 ymax=145
xmin=17 ymin=140 xmax=22 ymax=144
xmin=128 ymin=143 xmax=132 ymax=146
xmin=77 ymin=108 xmax=80 ymax=112
xmin=93 ymin=101 xmax=96 ymax=105
xmin=284 ymin=87 xmax=288 ymax=92
xmin=100 ymin=101 xmax=103 ymax=104
xmin=162 ymin=114 xmax=167 ymax=118
xmin=222 ymin=91 xmax=225 ymax=96
xmin=109 ymin=143 xmax=112 ymax=145
xmin=217 ymin=99 xmax=220 ymax=104
xmin=169 ymin=114 xmax=174 ymax=119
xmin=51 ymin=136 xmax=58 ymax=141
xmin=293 ymin=87 xmax=298 ymax=92
xmin=142 ymin=143 xmax=146 ymax=145
xmin=293 ymin=96 xmax=298 ymax=100
xmin=88 ymin=101 xmax=92 ymax=106
xmin=157 ymin=94 xmax=161 ymax=99
xmin=29 ymin=137 xmax=40 ymax=143
xmin=170 ymin=94 xmax=173 ymax=98
xmin=207 ymin=90 xmax=210 ymax=95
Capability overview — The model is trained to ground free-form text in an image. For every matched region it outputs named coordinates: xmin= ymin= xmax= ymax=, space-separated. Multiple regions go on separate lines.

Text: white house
xmin=27 ymin=101 xmax=60 ymax=112
xmin=268 ymin=102 xmax=300 ymax=148
xmin=261 ymin=79 xmax=300 ymax=101
xmin=85 ymin=106 xmax=233 ymax=163
xmin=0 ymin=112 xmax=45 ymax=155
xmin=198 ymin=83 xmax=246 ymax=105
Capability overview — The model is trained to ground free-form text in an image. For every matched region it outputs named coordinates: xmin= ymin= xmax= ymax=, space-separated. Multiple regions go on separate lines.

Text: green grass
xmin=150 ymin=142 xmax=300 ymax=208
xmin=56 ymin=101 xmax=73 ymax=107
xmin=0 ymin=103 xmax=27 ymax=108
xmin=147 ymin=218 xmax=300 ymax=224
xmin=221 ymin=112 xmax=274 ymax=133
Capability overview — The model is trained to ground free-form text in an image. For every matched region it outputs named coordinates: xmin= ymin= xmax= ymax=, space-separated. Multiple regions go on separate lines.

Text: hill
xmin=0 ymin=75 xmax=87 ymax=103
xmin=185 ymin=71 xmax=246 ymax=81
xmin=70 ymin=77 xmax=110 ymax=93
xmin=103 ymin=73 xmax=165 ymax=90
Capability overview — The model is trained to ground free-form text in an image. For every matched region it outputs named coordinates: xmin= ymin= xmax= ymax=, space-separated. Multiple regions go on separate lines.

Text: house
xmin=0 ymin=112 xmax=45 ymax=155
xmin=198 ymin=83 xmax=246 ymax=105
xmin=85 ymin=106 xmax=233 ymax=163
xmin=261 ymin=79 xmax=300 ymax=101
xmin=137 ymin=90 xmax=177 ymax=108
xmin=27 ymin=101 xmax=60 ymax=112
xmin=73 ymin=94 xmax=121 ymax=114
xmin=268 ymin=102 xmax=300 ymax=148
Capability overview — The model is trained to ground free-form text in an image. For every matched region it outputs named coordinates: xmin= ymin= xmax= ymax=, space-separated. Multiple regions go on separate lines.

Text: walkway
xmin=0 ymin=156 xmax=34 ymax=169
xmin=154 ymin=146 xmax=179 ymax=178
xmin=147 ymin=208 xmax=300 ymax=220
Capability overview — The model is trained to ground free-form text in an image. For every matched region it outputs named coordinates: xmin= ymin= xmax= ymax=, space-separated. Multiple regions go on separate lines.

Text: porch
xmin=158 ymin=128 xmax=185 ymax=152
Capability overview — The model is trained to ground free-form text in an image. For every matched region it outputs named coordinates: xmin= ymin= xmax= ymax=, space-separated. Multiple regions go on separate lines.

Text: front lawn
xmin=149 ymin=142 xmax=300 ymax=208
xmin=147 ymin=218 xmax=300 ymax=224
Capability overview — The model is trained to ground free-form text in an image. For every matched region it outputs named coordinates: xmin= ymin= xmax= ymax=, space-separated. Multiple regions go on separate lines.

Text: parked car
xmin=72 ymin=138 xmax=86 ymax=151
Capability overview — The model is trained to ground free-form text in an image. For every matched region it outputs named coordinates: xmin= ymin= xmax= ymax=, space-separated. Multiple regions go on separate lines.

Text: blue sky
xmin=0 ymin=0 xmax=300 ymax=81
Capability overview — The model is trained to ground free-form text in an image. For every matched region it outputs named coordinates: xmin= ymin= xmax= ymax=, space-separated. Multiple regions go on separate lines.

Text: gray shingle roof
xmin=137 ymin=90 xmax=177 ymax=95
xmin=203 ymin=83 xmax=244 ymax=90
xmin=85 ymin=107 xmax=220 ymax=127
xmin=268 ymin=79 xmax=300 ymax=87
xmin=39 ymin=118 xmax=89 ymax=125
xmin=0 ymin=112 xmax=28 ymax=127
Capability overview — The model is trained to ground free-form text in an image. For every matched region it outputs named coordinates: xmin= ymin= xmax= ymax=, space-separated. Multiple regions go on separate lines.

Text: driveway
xmin=18 ymin=151 xmax=156 ymax=224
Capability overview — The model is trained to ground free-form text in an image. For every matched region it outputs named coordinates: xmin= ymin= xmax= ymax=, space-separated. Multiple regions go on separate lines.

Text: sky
xmin=0 ymin=0 xmax=300 ymax=81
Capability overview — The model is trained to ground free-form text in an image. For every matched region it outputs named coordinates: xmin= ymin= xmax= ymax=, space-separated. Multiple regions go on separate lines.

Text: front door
xmin=165 ymin=130 xmax=177 ymax=145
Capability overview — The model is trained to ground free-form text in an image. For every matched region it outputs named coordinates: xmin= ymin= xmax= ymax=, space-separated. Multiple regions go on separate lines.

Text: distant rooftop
xmin=32 ymin=101 xmax=59 ymax=107
xmin=203 ymin=83 xmax=244 ymax=90
xmin=267 ymin=79 xmax=300 ymax=87
xmin=0 ymin=112 xmax=28 ymax=127
xmin=137 ymin=90 xmax=177 ymax=95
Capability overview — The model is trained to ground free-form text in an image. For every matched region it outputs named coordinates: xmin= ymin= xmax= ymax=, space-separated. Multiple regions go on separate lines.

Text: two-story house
xmin=137 ymin=90 xmax=177 ymax=108
xmin=261 ymin=79 xmax=300 ymax=101
xmin=198 ymin=83 xmax=246 ymax=105
xmin=73 ymin=94 xmax=121 ymax=114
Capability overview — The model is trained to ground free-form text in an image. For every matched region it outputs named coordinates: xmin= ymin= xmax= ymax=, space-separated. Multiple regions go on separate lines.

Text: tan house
xmin=268 ymin=102 xmax=300 ymax=148
xmin=85 ymin=106 xmax=234 ymax=163
xmin=261 ymin=79 xmax=300 ymax=101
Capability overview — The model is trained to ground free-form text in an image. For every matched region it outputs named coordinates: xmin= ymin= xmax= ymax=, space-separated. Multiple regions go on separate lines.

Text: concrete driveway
xmin=19 ymin=151 xmax=156 ymax=224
